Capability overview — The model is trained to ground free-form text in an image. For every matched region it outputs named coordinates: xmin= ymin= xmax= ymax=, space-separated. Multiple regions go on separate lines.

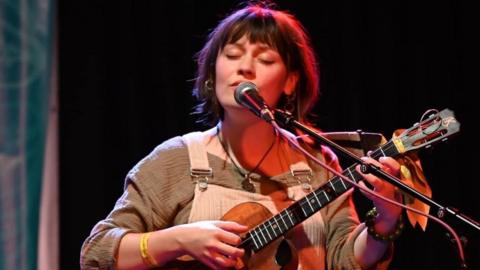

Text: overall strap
xmin=181 ymin=128 xmax=215 ymax=191
xmin=290 ymin=162 xmax=313 ymax=191
xmin=277 ymin=127 xmax=314 ymax=191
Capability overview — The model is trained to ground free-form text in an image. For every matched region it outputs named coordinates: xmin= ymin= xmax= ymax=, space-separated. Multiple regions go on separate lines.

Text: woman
xmin=81 ymin=3 xmax=403 ymax=269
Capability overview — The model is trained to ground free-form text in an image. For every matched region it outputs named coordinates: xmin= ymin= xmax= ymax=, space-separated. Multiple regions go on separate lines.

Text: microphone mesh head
xmin=234 ymin=81 xmax=258 ymax=105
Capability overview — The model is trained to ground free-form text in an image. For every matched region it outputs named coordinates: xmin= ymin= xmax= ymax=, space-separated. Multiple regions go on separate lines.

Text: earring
xmin=284 ymin=93 xmax=296 ymax=114
xmin=204 ymin=79 xmax=214 ymax=92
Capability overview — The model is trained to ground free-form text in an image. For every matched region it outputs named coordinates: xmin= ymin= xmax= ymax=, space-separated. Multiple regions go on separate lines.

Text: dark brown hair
xmin=192 ymin=2 xmax=319 ymax=126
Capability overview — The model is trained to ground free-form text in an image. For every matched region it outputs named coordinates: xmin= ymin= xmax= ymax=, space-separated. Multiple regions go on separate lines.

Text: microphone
xmin=234 ymin=82 xmax=275 ymax=122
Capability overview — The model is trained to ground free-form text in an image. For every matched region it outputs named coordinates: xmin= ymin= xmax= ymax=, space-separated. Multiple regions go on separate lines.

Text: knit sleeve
xmin=80 ymin=137 xmax=195 ymax=269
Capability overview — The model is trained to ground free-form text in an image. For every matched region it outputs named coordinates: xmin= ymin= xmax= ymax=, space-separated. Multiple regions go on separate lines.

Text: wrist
xmin=365 ymin=207 xmax=404 ymax=242
xmin=374 ymin=205 xmax=402 ymax=229
xmin=140 ymin=232 xmax=160 ymax=268
xmin=167 ymin=225 xmax=188 ymax=255
xmin=144 ymin=228 xmax=185 ymax=267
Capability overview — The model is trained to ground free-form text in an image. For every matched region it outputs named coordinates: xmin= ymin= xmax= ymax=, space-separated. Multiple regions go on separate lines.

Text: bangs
xmin=220 ymin=9 xmax=291 ymax=65
xmin=223 ymin=13 xmax=277 ymax=48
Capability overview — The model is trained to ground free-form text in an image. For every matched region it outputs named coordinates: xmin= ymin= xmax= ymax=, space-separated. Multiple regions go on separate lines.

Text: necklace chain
xmin=216 ymin=126 xmax=276 ymax=192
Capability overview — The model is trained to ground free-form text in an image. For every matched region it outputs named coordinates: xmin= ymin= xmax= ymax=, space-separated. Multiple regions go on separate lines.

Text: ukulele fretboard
xmin=245 ymin=140 xmax=400 ymax=252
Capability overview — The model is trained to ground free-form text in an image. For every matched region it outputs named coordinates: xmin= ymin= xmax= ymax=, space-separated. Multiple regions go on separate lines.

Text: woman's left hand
xmin=356 ymin=156 xmax=403 ymax=229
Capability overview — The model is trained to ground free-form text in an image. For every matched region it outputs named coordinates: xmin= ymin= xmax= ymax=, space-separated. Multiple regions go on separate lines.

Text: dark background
xmin=58 ymin=1 xmax=478 ymax=269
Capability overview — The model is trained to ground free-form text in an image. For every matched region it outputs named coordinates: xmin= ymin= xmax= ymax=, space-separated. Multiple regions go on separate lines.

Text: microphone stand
xmin=273 ymin=109 xmax=480 ymax=233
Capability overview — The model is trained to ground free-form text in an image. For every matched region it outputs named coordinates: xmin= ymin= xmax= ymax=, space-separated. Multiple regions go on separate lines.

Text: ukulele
xmin=162 ymin=108 xmax=460 ymax=270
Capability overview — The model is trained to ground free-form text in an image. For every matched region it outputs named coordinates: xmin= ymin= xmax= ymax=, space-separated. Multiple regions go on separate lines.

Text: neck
xmin=218 ymin=114 xmax=278 ymax=167
xmin=220 ymin=117 xmax=275 ymax=149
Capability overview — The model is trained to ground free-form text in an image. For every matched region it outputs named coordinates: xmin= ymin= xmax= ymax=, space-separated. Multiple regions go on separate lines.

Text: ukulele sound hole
xmin=274 ymin=239 xmax=292 ymax=267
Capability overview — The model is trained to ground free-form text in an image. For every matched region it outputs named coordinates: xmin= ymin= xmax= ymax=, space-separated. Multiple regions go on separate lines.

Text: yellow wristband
xmin=140 ymin=232 xmax=159 ymax=268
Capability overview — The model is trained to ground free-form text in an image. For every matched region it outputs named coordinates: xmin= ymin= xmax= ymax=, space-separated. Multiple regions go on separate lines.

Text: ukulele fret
xmin=250 ymin=230 xmax=261 ymax=250
xmin=311 ymin=188 xmax=323 ymax=208
xmin=266 ymin=219 xmax=277 ymax=239
xmin=332 ymin=177 xmax=348 ymax=192
xmin=306 ymin=193 xmax=320 ymax=211
xmin=338 ymin=176 xmax=348 ymax=190
xmin=272 ymin=215 xmax=282 ymax=235
xmin=286 ymin=209 xmax=296 ymax=227
xmin=251 ymin=208 xmax=298 ymax=251
xmin=328 ymin=181 xmax=336 ymax=192
xmin=277 ymin=211 xmax=290 ymax=232
xmin=345 ymin=167 xmax=357 ymax=183
xmin=259 ymin=225 xmax=268 ymax=243
xmin=317 ymin=190 xmax=330 ymax=205
xmin=300 ymin=197 xmax=313 ymax=217
xmin=262 ymin=223 xmax=272 ymax=241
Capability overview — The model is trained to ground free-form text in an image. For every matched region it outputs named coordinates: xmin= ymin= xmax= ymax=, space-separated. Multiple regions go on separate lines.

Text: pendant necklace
xmin=216 ymin=126 xmax=276 ymax=192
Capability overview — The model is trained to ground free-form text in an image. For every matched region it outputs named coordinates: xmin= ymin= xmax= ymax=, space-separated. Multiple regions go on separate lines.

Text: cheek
xmin=214 ymin=59 xmax=231 ymax=104
xmin=262 ymin=69 xmax=289 ymax=102
xmin=261 ymin=64 xmax=288 ymax=83
xmin=215 ymin=57 xmax=231 ymax=84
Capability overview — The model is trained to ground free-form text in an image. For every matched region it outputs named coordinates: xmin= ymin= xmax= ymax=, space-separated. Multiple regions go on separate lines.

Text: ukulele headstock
xmin=392 ymin=109 xmax=460 ymax=153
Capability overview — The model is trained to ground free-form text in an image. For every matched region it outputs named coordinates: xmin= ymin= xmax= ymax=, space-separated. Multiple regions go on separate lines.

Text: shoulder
xmin=125 ymin=135 xmax=191 ymax=187
xmin=138 ymin=136 xmax=187 ymax=167
xmin=150 ymin=136 xmax=188 ymax=158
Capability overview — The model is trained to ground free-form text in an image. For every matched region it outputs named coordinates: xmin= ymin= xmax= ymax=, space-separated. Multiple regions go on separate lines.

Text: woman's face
xmin=215 ymin=35 xmax=296 ymax=120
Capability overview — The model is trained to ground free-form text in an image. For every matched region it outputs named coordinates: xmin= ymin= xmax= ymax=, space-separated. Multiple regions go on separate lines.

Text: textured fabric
xmin=80 ymin=131 xmax=390 ymax=269
xmin=188 ymin=182 xmax=327 ymax=270
xmin=184 ymin=129 xmax=325 ymax=270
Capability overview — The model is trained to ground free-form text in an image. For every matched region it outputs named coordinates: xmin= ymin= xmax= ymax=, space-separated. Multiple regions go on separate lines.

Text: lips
xmin=230 ymin=80 xmax=249 ymax=87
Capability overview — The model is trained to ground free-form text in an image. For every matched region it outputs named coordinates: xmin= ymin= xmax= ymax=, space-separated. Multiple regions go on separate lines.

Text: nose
xmin=237 ymin=56 xmax=255 ymax=78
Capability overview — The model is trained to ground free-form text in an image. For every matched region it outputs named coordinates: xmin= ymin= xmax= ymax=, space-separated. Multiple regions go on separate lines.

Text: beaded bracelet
xmin=140 ymin=232 xmax=159 ymax=268
xmin=365 ymin=207 xmax=404 ymax=242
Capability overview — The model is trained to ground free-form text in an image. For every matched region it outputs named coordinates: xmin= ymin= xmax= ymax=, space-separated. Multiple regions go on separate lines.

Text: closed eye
xmin=226 ymin=54 xmax=241 ymax=59
xmin=259 ymin=59 xmax=275 ymax=65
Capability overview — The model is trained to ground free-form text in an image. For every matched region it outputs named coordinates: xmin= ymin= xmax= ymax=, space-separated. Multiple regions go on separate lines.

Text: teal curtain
xmin=0 ymin=0 xmax=55 ymax=269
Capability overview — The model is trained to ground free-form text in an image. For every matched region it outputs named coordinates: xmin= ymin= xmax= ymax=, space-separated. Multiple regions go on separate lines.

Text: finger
xmin=213 ymin=242 xmax=245 ymax=258
xmin=214 ymin=229 xmax=243 ymax=246
xmin=199 ymin=251 xmax=226 ymax=270
xmin=357 ymin=157 xmax=398 ymax=190
xmin=378 ymin=157 xmax=400 ymax=176
xmin=212 ymin=253 xmax=239 ymax=268
xmin=355 ymin=164 xmax=381 ymax=188
xmin=359 ymin=180 xmax=399 ymax=214
xmin=361 ymin=156 xmax=382 ymax=167
xmin=358 ymin=181 xmax=375 ymax=201
xmin=363 ymin=156 xmax=399 ymax=177
xmin=215 ymin=221 xmax=249 ymax=233
xmin=201 ymin=249 xmax=239 ymax=269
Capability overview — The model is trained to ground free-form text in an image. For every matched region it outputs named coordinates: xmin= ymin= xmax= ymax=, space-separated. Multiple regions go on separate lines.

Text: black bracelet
xmin=365 ymin=207 xmax=404 ymax=242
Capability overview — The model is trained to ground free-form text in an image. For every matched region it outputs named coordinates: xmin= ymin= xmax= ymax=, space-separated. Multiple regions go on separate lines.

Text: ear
xmin=284 ymin=72 xmax=299 ymax=95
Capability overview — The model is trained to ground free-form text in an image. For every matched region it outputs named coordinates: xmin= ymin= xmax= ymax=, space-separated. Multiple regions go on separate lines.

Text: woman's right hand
xmin=171 ymin=220 xmax=248 ymax=269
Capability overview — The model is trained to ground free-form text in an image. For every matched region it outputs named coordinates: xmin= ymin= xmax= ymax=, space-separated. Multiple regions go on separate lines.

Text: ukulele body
xmin=163 ymin=201 xmax=298 ymax=270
